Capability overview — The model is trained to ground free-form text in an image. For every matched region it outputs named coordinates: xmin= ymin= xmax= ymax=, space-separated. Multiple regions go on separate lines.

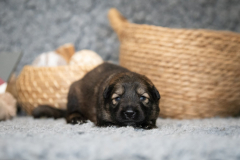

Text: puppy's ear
xmin=151 ymin=86 xmax=160 ymax=101
xmin=103 ymin=85 xmax=113 ymax=99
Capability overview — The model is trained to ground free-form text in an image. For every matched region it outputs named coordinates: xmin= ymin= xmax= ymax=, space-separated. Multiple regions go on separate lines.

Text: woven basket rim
xmin=23 ymin=65 xmax=86 ymax=69
xmin=20 ymin=65 xmax=91 ymax=74
xmin=108 ymin=8 xmax=240 ymax=37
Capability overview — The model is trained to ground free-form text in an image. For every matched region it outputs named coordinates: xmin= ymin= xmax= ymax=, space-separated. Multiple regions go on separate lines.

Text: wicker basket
xmin=108 ymin=8 xmax=240 ymax=119
xmin=16 ymin=65 xmax=92 ymax=114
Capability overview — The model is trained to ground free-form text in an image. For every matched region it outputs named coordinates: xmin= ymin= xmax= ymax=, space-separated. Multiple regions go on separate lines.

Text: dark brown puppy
xmin=33 ymin=62 xmax=160 ymax=129
xmin=66 ymin=62 xmax=160 ymax=129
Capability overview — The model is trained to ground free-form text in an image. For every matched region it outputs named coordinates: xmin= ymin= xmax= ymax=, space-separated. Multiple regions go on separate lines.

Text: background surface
xmin=0 ymin=0 xmax=240 ymax=73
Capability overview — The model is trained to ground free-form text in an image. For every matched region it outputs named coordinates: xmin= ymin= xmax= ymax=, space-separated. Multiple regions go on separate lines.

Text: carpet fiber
xmin=1 ymin=117 xmax=240 ymax=160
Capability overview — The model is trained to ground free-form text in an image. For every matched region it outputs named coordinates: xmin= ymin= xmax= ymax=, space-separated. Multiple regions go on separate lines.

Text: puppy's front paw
xmin=66 ymin=113 xmax=86 ymax=125
xmin=141 ymin=120 xmax=157 ymax=129
xmin=70 ymin=117 xmax=86 ymax=125
xmin=142 ymin=124 xmax=157 ymax=129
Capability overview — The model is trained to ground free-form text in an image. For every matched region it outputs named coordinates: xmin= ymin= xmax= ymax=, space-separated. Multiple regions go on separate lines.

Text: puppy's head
xmin=103 ymin=72 xmax=160 ymax=128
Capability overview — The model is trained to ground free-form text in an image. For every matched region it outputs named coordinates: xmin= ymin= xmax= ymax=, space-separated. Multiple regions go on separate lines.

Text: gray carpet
xmin=0 ymin=0 xmax=240 ymax=73
xmin=1 ymin=117 xmax=240 ymax=160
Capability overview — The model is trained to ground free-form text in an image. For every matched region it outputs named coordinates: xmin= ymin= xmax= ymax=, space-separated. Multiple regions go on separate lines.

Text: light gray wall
xmin=0 ymin=0 xmax=240 ymax=73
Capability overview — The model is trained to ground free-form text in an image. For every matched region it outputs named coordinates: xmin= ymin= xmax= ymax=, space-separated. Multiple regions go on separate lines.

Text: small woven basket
xmin=16 ymin=65 xmax=92 ymax=114
xmin=109 ymin=8 xmax=240 ymax=119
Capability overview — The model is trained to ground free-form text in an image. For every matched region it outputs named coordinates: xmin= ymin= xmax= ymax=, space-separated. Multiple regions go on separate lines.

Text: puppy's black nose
xmin=124 ymin=109 xmax=136 ymax=119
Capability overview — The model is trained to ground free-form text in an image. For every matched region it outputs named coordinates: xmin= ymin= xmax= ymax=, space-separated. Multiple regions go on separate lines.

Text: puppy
xmin=33 ymin=62 xmax=160 ymax=129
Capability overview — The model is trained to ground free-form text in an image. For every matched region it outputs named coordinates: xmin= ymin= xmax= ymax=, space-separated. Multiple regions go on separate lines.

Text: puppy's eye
xmin=140 ymin=96 xmax=146 ymax=101
xmin=112 ymin=97 xmax=120 ymax=105
xmin=115 ymin=97 xmax=121 ymax=101
xmin=140 ymin=96 xmax=149 ymax=103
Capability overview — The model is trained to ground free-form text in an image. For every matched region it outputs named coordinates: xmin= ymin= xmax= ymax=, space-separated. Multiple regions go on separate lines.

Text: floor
xmin=0 ymin=117 xmax=240 ymax=160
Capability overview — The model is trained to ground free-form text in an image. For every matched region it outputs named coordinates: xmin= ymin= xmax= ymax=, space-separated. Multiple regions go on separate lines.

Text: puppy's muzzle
xmin=118 ymin=104 xmax=144 ymax=123
xmin=124 ymin=109 xmax=136 ymax=119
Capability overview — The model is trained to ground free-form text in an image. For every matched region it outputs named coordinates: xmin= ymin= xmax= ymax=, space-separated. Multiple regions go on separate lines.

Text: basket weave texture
xmin=109 ymin=8 xmax=240 ymax=119
xmin=16 ymin=65 xmax=91 ymax=114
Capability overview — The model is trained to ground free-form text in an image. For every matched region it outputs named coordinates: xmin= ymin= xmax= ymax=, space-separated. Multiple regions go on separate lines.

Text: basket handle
xmin=108 ymin=8 xmax=128 ymax=35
